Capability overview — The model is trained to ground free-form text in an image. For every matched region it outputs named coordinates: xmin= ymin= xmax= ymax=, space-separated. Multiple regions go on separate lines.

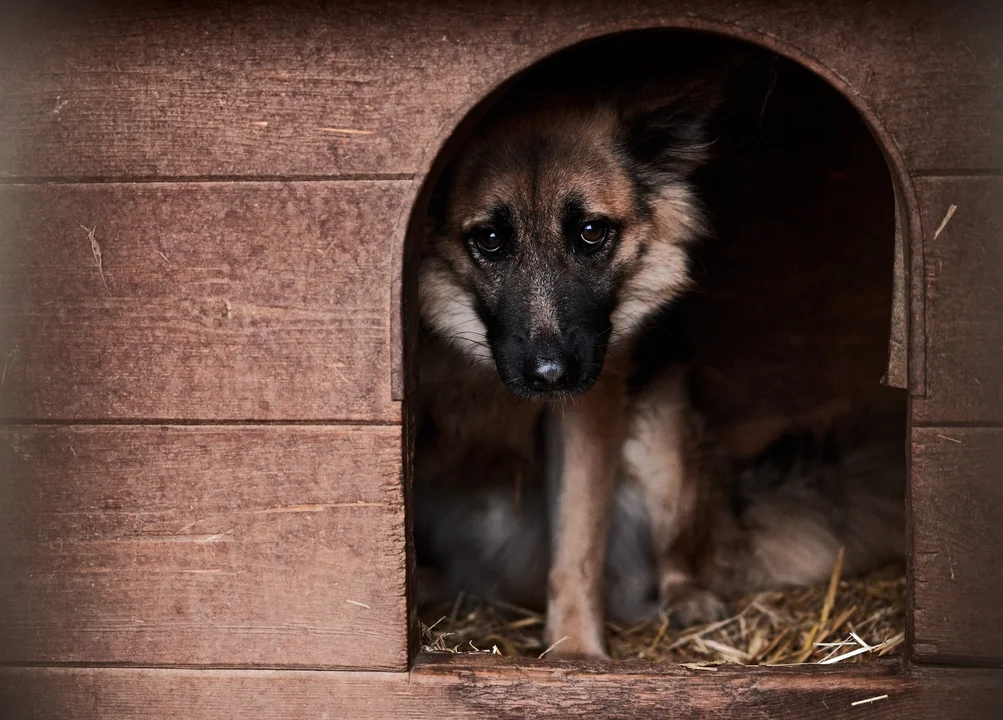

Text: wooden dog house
xmin=1 ymin=1 xmax=1000 ymax=717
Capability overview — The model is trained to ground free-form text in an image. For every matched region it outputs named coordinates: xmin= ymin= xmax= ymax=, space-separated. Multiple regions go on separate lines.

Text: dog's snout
xmin=493 ymin=320 xmax=608 ymax=397
xmin=524 ymin=347 xmax=574 ymax=392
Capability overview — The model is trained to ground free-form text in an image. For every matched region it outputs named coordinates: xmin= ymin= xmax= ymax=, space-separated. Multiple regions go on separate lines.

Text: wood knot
xmin=189 ymin=297 xmax=232 ymax=327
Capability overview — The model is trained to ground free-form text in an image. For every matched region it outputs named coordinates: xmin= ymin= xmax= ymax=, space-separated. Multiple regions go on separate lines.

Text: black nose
xmin=524 ymin=352 xmax=571 ymax=391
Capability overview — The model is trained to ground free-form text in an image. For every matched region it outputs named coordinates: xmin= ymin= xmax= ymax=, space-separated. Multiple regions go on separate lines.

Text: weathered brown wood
xmin=1 ymin=659 xmax=1001 ymax=719
xmin=910 ymin=427 xmax=1003 ymax=665
xmin=911 ymin=177 xmax=1003 ymax=423
xmin=0 ymin=425 xmax=407 ymax=669
xmin=1 ymin=0 xmax=999 ymax=180
xmin=0 ymin=181 xmax=405 ymax=421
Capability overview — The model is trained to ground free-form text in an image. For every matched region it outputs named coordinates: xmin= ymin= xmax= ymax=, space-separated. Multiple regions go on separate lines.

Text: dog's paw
xmin=542 ymin=636 xmax=611 ymax=661
xmin=665 ymin=587 xmax=731 ymax=629
xmin=541 ymin=622 xmax=609 ymax=660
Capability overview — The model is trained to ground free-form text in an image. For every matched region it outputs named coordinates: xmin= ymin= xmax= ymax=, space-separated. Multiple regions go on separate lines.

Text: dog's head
xmin=419 ymin=67 xmax=730 ymax=399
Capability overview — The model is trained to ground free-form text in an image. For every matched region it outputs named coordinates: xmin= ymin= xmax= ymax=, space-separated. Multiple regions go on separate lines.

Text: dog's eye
xmin=469 ymin=227 xmax=504 ymax=254
xmin=580 ymin=220 xmax=609 ymax=246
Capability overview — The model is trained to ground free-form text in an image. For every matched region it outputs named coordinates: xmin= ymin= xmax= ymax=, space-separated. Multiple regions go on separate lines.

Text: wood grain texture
xmin=0 ymin=425 xmax=407 ymax=669
xmin=1 ymin=0 xmax=999 ymax=180
xmin=1 ymin=659 xmax=1001 ymax=719
xmin=0 ymin=181 xmax=405 ymax=421
xmin=911 ymin=177 xmax=1003 ymax=423
xmin=911 ymin=427 xmax=1003 ymax=664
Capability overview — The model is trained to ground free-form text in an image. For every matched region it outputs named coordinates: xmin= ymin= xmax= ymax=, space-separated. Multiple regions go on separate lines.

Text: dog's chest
xmin=415 ymin=339 xmax=545 ymax=491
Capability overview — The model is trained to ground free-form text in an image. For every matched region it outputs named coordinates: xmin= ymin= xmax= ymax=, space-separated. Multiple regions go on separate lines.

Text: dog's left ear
xmin=622 ymin=53 xmax=745 ymax=181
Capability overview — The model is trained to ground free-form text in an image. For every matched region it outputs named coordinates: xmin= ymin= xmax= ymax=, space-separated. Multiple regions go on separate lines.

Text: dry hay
xmin=419 ymin=556 xmax=905 ymax=665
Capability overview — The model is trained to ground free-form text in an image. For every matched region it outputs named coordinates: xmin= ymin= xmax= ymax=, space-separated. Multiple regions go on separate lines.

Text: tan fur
xmin=544 ymin=351 xmax=630 ymax=657
xmin=613 ymin=185 xmax=703 ymax=342
xmin=418 ymin=259 xmax=494 ymax=365
xmin=621 ymin=369 xmax=697 ymax=590
xmin=618 ymin=368 xmax=731 ymax=625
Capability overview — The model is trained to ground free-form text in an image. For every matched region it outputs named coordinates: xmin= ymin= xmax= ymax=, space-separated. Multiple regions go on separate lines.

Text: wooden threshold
xmin=2 ymin=655 xmax=1001 ymax=719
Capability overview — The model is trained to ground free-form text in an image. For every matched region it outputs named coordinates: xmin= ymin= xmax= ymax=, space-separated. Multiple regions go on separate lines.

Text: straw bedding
xmin=419 ymin=556 xmax=905 ymax=665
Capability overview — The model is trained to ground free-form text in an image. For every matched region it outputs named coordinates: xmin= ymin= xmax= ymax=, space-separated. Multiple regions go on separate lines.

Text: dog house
xmin=1 ymin=1 xmax=1000 ymax=717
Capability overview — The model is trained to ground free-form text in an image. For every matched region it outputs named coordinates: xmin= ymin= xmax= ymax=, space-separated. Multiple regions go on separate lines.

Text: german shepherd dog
xmin=413 ymin=45 xmax=904 ymax=659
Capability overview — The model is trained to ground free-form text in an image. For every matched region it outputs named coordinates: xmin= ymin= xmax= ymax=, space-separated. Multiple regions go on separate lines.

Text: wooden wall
xmin=1 ymin=0 xmax=1001 ymax=715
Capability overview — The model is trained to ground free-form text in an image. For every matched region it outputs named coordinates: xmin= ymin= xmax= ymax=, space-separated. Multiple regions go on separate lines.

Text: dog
xmin=413 ymin=49 xmax=738 ymax=658
xmin=413 ymin=50 xmax=905 ymax=658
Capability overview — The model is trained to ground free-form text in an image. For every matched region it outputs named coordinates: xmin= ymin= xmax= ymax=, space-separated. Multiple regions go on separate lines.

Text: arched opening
xmin=401 ymin=29 xmax=909 ymax=665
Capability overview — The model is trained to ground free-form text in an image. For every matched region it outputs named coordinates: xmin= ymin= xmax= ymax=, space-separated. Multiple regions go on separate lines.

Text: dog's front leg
xmin=544 ymin=372 xmax=626 ymax=660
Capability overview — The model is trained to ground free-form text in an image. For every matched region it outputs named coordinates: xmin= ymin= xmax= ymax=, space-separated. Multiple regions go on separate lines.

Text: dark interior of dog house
xmin=413 ymin=30 xmax=906 ymax=665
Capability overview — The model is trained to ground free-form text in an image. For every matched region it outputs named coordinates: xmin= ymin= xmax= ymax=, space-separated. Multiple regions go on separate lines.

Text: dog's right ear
xmin=622 ymin=53 xmax=744 ymax=182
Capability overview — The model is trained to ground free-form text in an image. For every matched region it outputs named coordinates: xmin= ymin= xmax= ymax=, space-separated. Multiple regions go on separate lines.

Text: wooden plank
xmin=911 ymin=427 xmax=1003 ymax=664
xmin=0 ymin=425 xmax=407 ymax=669
xmin=1 ymin=660 xmax=1001 ymax=719
xmin=1 ymin=0 xmax=999 ymax=179
xmin=911 ymin=177 xmax=1003 ymax=423
xmin=0 ymin=181 xmax=404 ymax=421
